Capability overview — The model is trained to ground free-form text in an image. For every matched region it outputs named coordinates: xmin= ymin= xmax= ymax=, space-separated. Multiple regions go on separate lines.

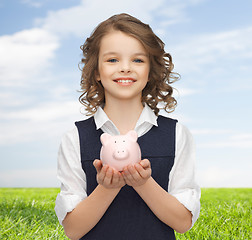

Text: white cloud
xmin=21 ymin=0 xmax=44 ymax=8
xmin=172 ymin=27 xmax=252 ymax=73
xmin=1 ymin=101 xmax=80 ymax=122
xmin=0 ymin=28 xmax=59 ymax=86
xmin=230 ymin=133 xmax=252 ymax=141
xmin=34 ymin=0 xmax=159 ymax=37
xmin=196 ymin=132 xmax=252 ymax=149
xmin=173 ymin=87 xmax=199 ymax=98
xmin=157 ymin=2 xmax=190 ymax=27
xmin=34 ymin=0 xmax=203 ymax=38
xmin=191 ymin=128 xmax=233 ymax=135
xmin=198 ymin=166 xmax=252 ymax=188
xmin=0 ymin=92 xmax=31 ymax=107
xmin=0 ymin=100 xmax=87 ymax=145
xmin=199 ymin=140 xmax=252 ymax=149
xmin=0 ymin=168 xmax=59 ymax=187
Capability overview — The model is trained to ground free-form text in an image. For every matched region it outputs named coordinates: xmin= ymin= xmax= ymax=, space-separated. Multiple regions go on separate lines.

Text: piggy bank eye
xmin=123 ymin=140 xmax=125 ymax=142
xmin=115 ymin=141 xmax=117 ymax=143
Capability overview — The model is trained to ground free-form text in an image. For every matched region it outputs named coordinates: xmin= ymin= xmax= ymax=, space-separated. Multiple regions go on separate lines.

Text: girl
xmin=55 ymin=13 xmax=200 ymax=240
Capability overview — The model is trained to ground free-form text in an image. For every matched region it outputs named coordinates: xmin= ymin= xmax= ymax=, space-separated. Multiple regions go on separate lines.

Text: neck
xmin=103 ymin=98 xmax=144 ymax=135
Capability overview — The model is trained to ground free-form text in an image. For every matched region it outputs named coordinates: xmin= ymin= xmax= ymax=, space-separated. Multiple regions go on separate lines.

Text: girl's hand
xmin=93 ymin=159 xmax=126 ymax=189
xmin=122 ymin=159 xmax=152 ymax=187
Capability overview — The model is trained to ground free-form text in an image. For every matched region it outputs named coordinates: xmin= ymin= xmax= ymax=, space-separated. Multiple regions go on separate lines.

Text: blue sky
xmin=0 ymin=0 xmax=251 ymax=187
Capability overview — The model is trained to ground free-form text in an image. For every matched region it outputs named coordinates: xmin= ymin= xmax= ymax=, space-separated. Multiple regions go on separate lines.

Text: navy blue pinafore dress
xmin=75 ymin=115 xmax=177 ymax=240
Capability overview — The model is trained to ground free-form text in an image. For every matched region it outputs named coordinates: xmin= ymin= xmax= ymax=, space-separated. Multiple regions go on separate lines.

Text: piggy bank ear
xmin=126 ymin=130 xmax=138 ymax=142
xmin=100 ymin=133 xmax=112 ymax=146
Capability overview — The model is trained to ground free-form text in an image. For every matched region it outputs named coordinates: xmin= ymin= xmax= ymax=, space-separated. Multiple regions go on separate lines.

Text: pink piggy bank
xmin=100 ymin=130 xmax=141 ymax=171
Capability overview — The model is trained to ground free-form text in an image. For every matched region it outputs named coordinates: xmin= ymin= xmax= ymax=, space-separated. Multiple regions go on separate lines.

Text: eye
xmin=123 ymin=140 xmax=125 ymax=142
xmin=115 ymin=140 xmax=117 ymax=143
xmin=133 ymin=58 xmax=144 ymax=63
xmin=108 ymin=58 xmax=118 ymax=63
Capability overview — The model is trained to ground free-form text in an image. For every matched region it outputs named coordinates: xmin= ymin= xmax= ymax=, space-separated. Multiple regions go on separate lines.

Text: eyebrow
xmin=102 ymin=52 xmax=148 ymax=57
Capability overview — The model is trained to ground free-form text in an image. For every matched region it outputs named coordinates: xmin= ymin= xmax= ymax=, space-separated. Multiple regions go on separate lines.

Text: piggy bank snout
xmin=113 ymin=148 xmax=129 ymax=160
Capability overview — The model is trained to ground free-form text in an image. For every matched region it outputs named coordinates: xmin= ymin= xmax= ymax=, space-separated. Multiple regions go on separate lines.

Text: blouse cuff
xmin=55 ymin=192 xmax=85 ymax=225
xmin=170 ymin=188 xmax=201 ymax=228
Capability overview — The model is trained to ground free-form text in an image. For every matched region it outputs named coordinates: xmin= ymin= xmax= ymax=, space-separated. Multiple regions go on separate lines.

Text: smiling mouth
xmin=113 ymin=78 xmax=136 ymax=83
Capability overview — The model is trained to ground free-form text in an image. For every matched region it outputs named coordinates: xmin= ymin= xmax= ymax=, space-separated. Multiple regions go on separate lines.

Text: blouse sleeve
xmin=168 ymin=122 xmax=201 ymax=228
xmin=54 ymin=126 xmax=87 ymax=225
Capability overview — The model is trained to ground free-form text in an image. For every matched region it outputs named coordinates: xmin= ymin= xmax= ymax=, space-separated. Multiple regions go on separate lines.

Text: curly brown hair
xmin=79 ymin=13 xmax=179 ymax=116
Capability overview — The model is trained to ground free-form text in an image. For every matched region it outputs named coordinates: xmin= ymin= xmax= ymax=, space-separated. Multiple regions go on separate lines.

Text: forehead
xmin=99 ymin=31 xmax=147 ymax=56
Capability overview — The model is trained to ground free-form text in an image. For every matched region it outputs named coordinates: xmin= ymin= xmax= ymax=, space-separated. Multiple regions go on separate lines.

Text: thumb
xmin=93 ymin=159 xmax=103 ymax=172
xmin=140 ymin=159 xmax=150 ymax=169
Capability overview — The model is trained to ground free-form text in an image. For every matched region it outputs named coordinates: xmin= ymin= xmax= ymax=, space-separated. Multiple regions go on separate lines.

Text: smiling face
xmin=97 ymin=30 xmax=150 ymax=104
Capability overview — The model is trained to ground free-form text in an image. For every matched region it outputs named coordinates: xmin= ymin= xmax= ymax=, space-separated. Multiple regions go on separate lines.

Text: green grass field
xmin=0 ymin=188 xmax=251 ymax=239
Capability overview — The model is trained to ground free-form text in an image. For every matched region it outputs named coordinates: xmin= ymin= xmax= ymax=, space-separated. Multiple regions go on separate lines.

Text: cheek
xmin=96 ymin=62 xmax=102 ymax=81
xmin=99 ymin=65 xmax=114 ymax=79
xmin=141 ymin=67 xmax=150 ymax=82
xmin=142 ymin=64 xmax=150 ymax=77
xmin=145 ymin=69 xmax=150 ymax=79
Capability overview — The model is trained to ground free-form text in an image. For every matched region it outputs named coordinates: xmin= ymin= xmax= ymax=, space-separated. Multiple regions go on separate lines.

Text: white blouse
xmin=55 ymin=105 xmax=201 ymax=228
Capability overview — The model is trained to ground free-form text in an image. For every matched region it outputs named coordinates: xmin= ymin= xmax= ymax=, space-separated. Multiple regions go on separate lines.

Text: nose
xmin=120 ymin=61 xmax=131 ymax=73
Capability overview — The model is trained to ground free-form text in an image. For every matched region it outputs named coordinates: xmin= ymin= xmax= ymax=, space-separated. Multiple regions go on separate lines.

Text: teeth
xmin=117 ymin=80 xmax=133 ymax=83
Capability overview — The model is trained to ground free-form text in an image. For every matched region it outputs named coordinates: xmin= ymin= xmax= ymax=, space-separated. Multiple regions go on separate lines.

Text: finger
xmin=111 ymin=169 xmax=120 ymax=185
xmin=139 ymin=159 xmax=151 ymax=169
xmin=135 ymin=163 xmax=145 ymax=176
xmin=115 ymin=170 xmax=125 ymax=184
xmin=103 ymin=166 xmax=113 ymax=186
xmin=97 ymin=164 xmax=108 ymax=183
xmin=129 ymin=165 xmax=142 ymax=180
xmin=122 ymin=166 xmax=134 ymax=185
xmin=125 ymin=165 xmax=140 ymax=182
xmin=135 ymin=163 xmax=150 ymax=179
xmin=93 ymin=159 xmax=102 ymax=173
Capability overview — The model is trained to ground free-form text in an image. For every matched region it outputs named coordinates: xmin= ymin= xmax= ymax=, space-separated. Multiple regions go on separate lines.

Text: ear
xmin=126 ymin=130 xmax=138 ymax=142
xmin=100 ymin=133 xmax=112 ymax=146
xmin=95 ymin=70 xmax=101 ymax=82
